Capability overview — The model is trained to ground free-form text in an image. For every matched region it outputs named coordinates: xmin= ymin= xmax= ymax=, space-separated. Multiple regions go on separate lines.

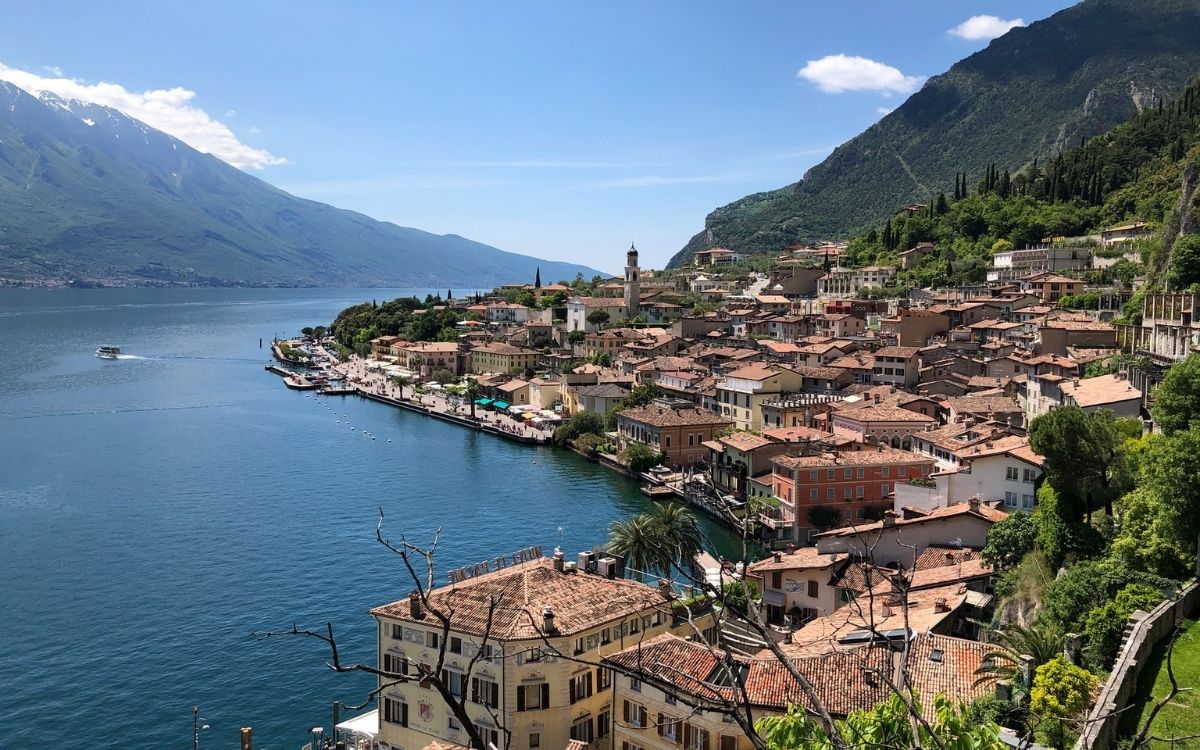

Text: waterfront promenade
xmin=330 ymin=357 xmax=552 ymax=444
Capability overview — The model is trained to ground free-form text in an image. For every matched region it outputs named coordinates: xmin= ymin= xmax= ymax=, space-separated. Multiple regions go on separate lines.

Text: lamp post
xmin=193 ymin=707 xmax=210 ymax=749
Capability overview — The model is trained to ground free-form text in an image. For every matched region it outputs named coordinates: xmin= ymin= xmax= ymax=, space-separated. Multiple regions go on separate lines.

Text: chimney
xmin=542 ymin=606 xmax=556 ymax=634
xmin=874 ymin=394 xmax=881 ymax=404
xmin=1019 ymin=654 xmax=1035 ymax=689
xmin=882 ymin=510 xmax=898 ymax=527
xmin=552 ymin=548 xmax=565 ymax=572
xmin=409 ymin=591 xmax=423 ymax=619
xmin=968 ymin=497 xmax=981 ymax=513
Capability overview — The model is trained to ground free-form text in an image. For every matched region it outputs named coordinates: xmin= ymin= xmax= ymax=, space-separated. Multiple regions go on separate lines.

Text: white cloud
xmin=249 ymin=125 xmax=261 ymax=135
xmin=948 ymin=15 xmax=1025 ymax=40
xmin=0 ymin=63 xmax=286 ymax=170
xmin=224 ymin=109 xmax=237 ymax=118
xmin=797 ymin=54 xmax=924 ymax=95
xmin=877 ymin=106 xmax=894 ymax=116
xmin=43 ymin=65 xmax=64 ymax=76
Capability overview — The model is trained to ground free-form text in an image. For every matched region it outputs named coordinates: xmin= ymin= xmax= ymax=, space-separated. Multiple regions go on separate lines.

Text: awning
xmin=335 ymin=709 xmax=378 ymax=739
xmin=474 ymin=398 xmax=493 ymax=406
xmin=493 ymin=401 xmax=510 ymax=410
xmin=761 ymin=589 xmax=786 ymax=607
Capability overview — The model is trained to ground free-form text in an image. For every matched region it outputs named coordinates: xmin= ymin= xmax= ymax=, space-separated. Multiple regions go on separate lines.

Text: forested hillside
xmin=670 ymin=0 xmax=1200 ymax=267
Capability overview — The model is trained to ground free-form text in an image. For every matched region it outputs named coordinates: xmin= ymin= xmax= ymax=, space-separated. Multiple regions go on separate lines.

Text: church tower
xmin=624 ymin=243 xmax=640 ymax=320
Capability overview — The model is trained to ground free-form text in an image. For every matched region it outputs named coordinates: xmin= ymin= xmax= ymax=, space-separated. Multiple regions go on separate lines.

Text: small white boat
xmin=96 ymin=345 xmax=121 ymax=359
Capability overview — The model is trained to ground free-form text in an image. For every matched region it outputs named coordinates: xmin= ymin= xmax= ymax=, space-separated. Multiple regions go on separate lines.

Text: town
xmin=271 ymin=216 xmax=1200 ymax=750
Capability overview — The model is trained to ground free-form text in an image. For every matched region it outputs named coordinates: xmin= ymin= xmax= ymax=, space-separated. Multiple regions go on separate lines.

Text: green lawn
xmin=1123 ymin=619 xmax=1200 ymax=749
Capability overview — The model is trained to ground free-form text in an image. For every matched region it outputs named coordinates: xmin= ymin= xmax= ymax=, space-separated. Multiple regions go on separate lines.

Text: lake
xmin=0 ymin=288 xmax=743 ymax=750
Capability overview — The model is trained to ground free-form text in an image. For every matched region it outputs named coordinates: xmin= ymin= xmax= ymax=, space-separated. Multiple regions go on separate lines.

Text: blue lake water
xmin=0 ymin=288 xmax=743 ymax=750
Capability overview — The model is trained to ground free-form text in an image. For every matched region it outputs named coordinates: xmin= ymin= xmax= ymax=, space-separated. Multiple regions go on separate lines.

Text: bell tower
xmin=624 ymin=243 xmax=640 ymax=320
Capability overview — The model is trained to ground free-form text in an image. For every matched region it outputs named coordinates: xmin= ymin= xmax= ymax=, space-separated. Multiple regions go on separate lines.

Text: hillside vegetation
xmin=830 ymin=77 xmax=1200 ymax=296
xmin=670 ymin=0 xmax=1200 ymax=267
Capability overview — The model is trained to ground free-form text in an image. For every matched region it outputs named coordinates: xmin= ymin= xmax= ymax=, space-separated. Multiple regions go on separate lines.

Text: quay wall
xmin=1076 ymin=581 xmax=1200 ymax=750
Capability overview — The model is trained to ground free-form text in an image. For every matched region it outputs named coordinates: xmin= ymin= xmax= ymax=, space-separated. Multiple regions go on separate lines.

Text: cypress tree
xmin=534 ymin=267 xmax=541 ymax=289
xmin=935 ymin=192 xmax=948 ymax=214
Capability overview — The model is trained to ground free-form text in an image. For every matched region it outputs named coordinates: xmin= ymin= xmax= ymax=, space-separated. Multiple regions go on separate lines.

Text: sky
xmin=0 ymin=1 xmax=1078 ymax=273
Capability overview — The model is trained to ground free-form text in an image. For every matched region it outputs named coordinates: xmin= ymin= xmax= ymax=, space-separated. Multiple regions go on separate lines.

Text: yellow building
xmin=470 ymin=343 xmax=539 ymax=375
xmin=714 ymin=364 xmax=802 ymax=432
xmin=370 ymin=553 xmax=709 ymax=750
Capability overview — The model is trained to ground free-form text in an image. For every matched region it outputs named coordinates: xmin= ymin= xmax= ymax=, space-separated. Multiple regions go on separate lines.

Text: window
xmin=629 ymin=677 xmax=641 ymax=692
xmin=1004 ymin=491 xmax=1018 ymax=508
xmin=688 ymin=434 xmax=694 ymax=446
xmin=383 ymin=653 xmax=408 ymax=676
xmin=810 ymin=488 xmax=818 ymax=500
xmin=665 ymin=694 xmax=677 ymax=706
xmin=661 ymin=715 xmax=681 ymax=742
xmin=474 ymin=724 xmax=499 ymax=750
xmin=569 ymin=671 xmax=593 ymax=703
xmin=383 ymin=697 xmax=408 ymax=727
xmin=571 ymin=717 xmax=594 ymax=743
xmin=530 ymin=733 xmax=541 ymax=749
xmin=856 ymin=467 xmax=865 ymax=479
xmin=1006 ymin=466 xmax=1019 ymax=481
xmin=450 ymin=636 xmax=463 ymax=654
xmin=441 ymin=668 xmax=468 ymax=698
xmin=1023 ymin=468 xmax=1037 ymax=483
xmin=629 ymin=617 xmax=640 ymax=634
xmin=881 ymin=467 xmax=890 ymax=478
xmin=827 ymin=487 xmax=835 ymax=500
xmin=685 ymin=724 xmax=711 ymax=750
xmin=448 ymin=716 xmax=462 ymax=732
xmin=517 ymin=683 xmax=549 ymax=711
xmin=574 ymin=637 xmax=585 ymax=656
xmin=808 ymin=580 xmax=819 ymax=598
xmin=624 ymin=700 xmax=648 ymax=728
xmin=425 ymin=631 xmax=440 ymax=650
xmin=600 ymin=627 xmax=611 ymax=645
xmin=1022 ymin=494 xmax=1035 ymax=510
xmin=665 ymin=436 xmax=671 ymax=448
xmin=843 ymin=468 xmax=852 ymax=480
xmin=771 ymin=572 xmax=782 ymax=589
xmin=843 ymin=486 xmax=851 ymax=499
xmin=598 ymin=710 xmax=611 ymax=739
xmin=809 ymin=470 xmax=819 ymax=481
xmin=721 ymin=736 xmax=738 ymax=750
xmin=827 ymin=469 xmax=835 ymax=480
xmin=419 ymin=663 xmax=432 ymax=689
xmin=882 ymin=483 xmax=890 ymax=496
xmin=472 ymin=676 xmax=499 ymax=709
xmin=598 ymin=668 xmax=612 ymax=690
xmin=391 ymin=623 xmax=404 ymax=640
xmin=856 ymin=485 xmax=864 ymax=498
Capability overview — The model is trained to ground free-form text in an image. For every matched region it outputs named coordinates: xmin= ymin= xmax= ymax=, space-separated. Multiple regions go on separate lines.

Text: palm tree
xmin=607 ymin=514 xmax=662 ymax=581
xmin=647 ymin=501 xmax=704 ymax=576
xmin=974 ymin=622 xmax=1064 ymax=691
xmin=464 ymin=377 xmax=483 ymax=420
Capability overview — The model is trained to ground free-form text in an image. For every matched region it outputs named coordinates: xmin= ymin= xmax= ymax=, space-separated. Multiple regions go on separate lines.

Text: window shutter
xmin=517 ymin=685 xmax=526 ymax=712
xmin=623 ymin=700 xmax=630 ymax=724
xmin=569 ymin=679 xmax=577 ymax=704
xmin=658 ymin=715 xmax=665 ymax=737
xmin=586 ymin=671 xmax=593 ymax=696
xmin=701 ymin=729 xmax=710 ymax=750
xmin=541 ymin=683 xmax=550 ymax=709
xmin=684 ymin=723 xmax=692 ymax=749
xmin=472 ymin=677 xmax=480 ymax=704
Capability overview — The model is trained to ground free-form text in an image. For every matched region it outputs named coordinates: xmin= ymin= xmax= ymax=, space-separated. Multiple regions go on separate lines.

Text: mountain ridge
xmin=0 ymin=82 xmax=602 ymax=287
xmin=668 ymin=0 xmax=1200 ymax=267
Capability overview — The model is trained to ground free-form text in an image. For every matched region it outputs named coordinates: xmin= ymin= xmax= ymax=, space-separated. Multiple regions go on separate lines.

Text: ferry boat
xmin=96 ymin=345 xmax=121 ymax=359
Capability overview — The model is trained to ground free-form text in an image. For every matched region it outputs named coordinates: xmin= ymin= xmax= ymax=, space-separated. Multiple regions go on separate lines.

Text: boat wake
xmin=115 ymin=354 xmax=146 ymax=360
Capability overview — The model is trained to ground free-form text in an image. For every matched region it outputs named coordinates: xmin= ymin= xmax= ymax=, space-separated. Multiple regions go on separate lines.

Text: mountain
xmin=0 ymin=82 xmax=601 ymax=287
xmin=668 ymin=0 xmax=1200 ymax=268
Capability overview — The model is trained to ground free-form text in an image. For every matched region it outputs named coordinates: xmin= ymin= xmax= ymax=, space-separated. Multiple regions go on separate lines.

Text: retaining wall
xmin=1076 ymin=581 xmax=1200 ymax=750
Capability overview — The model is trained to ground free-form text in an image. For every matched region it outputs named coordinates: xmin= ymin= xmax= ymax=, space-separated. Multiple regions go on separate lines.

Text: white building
xmin=817 ymin=266 xmax=896 ymax=298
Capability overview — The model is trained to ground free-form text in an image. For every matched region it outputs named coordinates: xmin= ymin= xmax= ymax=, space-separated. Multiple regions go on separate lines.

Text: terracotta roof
xmin=944 ymin=395 xmax=1023 ymax=416
xmin=817 ymin=501 xmax=1006 ymax=539
xmin=1060 ymin=374 xmax=1142 ymax=408
xmin=774 ymin=447 xmax=932 ymax=470
xmin=473 ymin=343 xmax=537 ymax=355
xmin=724 ymin=363 xmax=781 ymax=381
xmin=748 ymin=547 xmax=843 ymax=573
xmin=907 ymin=559 xmax=992 ymax=589
xmin=617 ymin=405 xmax=732 ymax=429
xmin=834 ymin=404 xmax=936 ymax=424
xmin=873 ymin=346 xmax=920 ymax=359
xmin=912 ymin=546 xmax=981 ymax=572
xmin=371 ymin=558 xmax=669 ymax=639
xmin=720 ymin=432 xmax=775 ymax=452
xmin=576 ymin=383 xmax=630 ymax=399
